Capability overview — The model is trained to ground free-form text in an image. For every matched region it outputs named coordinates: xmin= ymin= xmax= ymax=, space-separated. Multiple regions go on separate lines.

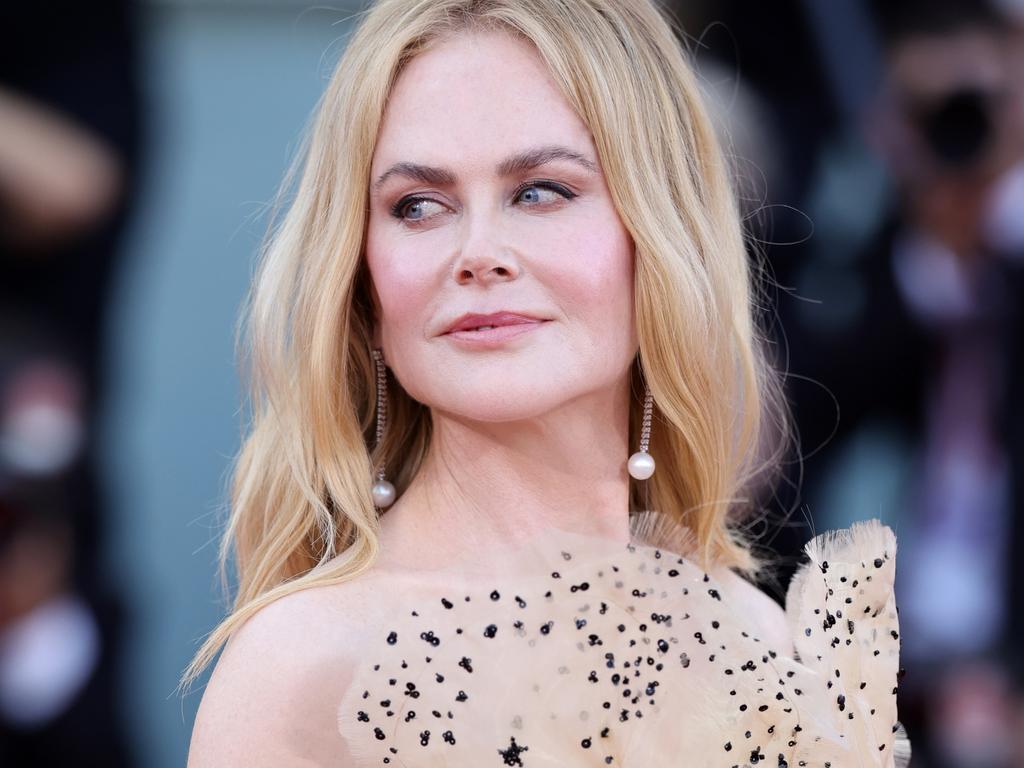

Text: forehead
xmin=372 ymin=29 xmax=595 ymax=170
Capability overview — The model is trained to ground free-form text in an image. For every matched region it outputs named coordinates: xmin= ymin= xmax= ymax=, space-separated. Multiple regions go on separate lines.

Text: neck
xmin=376 ymin=382 xmax=633 ymax=575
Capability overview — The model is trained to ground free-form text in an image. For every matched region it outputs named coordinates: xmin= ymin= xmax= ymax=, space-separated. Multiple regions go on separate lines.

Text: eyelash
xmin=388 ymin=181 xmax=577 ymax=225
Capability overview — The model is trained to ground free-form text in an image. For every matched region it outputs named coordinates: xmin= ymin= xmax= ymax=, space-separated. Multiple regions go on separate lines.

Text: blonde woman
xmin=184 ymin=1 xmax=910 ymax=765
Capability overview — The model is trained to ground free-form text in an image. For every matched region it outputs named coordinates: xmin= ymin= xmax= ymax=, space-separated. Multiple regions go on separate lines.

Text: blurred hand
xmin=0 ymin=85 xmax=124 ymax=255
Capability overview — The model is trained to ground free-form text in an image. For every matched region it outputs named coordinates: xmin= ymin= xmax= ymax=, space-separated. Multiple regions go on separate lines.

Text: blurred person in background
xmin=783 ymin=1 xmax=1024 ymax=765
xmin=672 ymin=0 xmax=1024 ymax=764
xmin=0 ymin=0 xmax=144 ymax=764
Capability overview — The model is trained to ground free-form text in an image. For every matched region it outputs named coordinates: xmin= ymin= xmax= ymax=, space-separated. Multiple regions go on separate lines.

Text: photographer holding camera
xmin=786 ymin=2 xmax=1024 ymax=765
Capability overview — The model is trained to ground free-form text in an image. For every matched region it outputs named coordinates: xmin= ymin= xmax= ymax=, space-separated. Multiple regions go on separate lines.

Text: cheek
xmin=542 ymin=221 xmax=635 ymax=340
xmin=366 ymin=228 xmax=436 ymax=344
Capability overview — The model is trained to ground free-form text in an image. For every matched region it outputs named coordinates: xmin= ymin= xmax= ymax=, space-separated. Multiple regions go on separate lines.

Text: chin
xmin=427 ymin=382 xmax=572 ymax=423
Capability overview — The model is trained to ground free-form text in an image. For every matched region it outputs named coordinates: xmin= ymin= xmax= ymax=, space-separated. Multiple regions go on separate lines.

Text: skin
xmin=365 ymin=28 xmax=639 ymax=576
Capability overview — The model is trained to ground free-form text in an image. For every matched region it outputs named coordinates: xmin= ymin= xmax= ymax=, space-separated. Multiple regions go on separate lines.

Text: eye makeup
xmin=388 ymin=180 xmax=578 ymax=226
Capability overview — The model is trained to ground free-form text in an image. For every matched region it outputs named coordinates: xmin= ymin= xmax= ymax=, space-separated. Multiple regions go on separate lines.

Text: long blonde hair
xmin=180 ymin=0 xmax=792 ymax=693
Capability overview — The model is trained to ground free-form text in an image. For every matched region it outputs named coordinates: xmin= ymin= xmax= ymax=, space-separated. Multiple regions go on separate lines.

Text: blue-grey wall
xmin=98 ymin=4 xmax=357 ymax=764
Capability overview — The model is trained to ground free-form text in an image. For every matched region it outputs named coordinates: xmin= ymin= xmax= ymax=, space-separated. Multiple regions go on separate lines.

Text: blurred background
xmin=0 ymin=0 xmax=1020 ymax=765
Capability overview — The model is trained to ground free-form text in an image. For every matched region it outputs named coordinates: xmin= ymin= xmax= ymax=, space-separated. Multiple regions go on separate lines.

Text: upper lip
xmin=443 ymin=311 xmax=547 ymax=334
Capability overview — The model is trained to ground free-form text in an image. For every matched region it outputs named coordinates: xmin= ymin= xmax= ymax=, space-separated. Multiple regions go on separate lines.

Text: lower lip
xmin=444 ymin=320 xmax=548 ymax=346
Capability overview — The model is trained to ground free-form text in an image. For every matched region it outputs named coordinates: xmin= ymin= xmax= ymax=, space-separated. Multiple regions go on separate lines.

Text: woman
xmin=185 ymin=0 xmax=910 ymax=765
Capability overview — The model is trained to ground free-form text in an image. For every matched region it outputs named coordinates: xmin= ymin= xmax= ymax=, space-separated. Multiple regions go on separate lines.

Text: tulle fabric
xmin=337 ymin=510 xmax=910 ymax=767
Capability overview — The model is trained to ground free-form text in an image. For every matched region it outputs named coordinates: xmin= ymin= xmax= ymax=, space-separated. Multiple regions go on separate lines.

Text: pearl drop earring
xmin=627 ymin=384 xmax=656 ymax=480
xmin=370 ymin=348 xmax=396 ymax=509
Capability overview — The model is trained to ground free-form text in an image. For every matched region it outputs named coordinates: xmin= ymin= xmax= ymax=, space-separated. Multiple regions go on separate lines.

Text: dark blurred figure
xmin=669 ymin=0 xmax=1024 ymax=764
xmin=0 ymin=1 xmax=144 ymax=765
xmin=786 ymin=1 xmax=1024 ymax=765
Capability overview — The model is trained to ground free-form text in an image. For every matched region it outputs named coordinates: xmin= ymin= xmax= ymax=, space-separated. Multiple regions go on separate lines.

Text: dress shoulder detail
xmin=337 ymin=512 xmax=911 ymax=766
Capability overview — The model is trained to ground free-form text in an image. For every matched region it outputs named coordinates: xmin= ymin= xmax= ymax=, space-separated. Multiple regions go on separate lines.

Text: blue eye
xmin=392 ymin=197 xmax=444 ymax=223
xmin=512 ymin=181 xmax=577 ymax=202
xmin=389 ymin=181 xmax=576 ymax=225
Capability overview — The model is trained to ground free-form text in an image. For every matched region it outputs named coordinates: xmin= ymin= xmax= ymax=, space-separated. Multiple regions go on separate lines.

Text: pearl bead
xmin=627 ymin=450 xmax=655 ymax=480
xmin=372 ymin=479 xmax=396 ymax=508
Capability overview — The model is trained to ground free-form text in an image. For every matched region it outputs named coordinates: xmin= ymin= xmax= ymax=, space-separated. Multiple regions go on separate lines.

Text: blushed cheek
xmin=366 ymin=233 xmax=434 ymax=353
xmin=548 ymin=225 xmax=636 ymax=351
xmin=380 ymin=275 xmax=430 ymax=350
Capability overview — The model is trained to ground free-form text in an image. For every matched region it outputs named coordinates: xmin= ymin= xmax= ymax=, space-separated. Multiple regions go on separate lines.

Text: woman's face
xmin=366 ymin=29 xmax=637 ymax=422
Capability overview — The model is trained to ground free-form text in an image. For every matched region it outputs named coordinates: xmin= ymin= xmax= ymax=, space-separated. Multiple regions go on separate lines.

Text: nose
xmin=451 ymin=216 xmax=521 ymax=286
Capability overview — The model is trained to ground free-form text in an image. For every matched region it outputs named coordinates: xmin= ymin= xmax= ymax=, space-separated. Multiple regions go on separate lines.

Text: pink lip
xmin=443 ymin=318 xmax=549 ymax=347
xmin=443 ymin=311 xmax=547 ymax=335
xmin=441 ymin=311 xmax=550 ymax=348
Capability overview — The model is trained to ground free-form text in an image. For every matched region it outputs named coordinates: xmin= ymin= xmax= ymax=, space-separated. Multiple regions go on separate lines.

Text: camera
xmin=907 ymin=86 xmax=1003 ymax=169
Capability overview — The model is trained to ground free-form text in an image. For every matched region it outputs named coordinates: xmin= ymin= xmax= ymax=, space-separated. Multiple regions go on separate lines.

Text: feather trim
xmin=785 ymin=517 xmax=907 ymax=766
xmin=894 ymin=720 xmax=913 ymax=767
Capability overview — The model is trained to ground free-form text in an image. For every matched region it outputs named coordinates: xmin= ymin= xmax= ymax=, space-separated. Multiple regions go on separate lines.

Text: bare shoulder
xmin=714 ymin=567 xmax=792 ymax=654
xmin=187 ymin=573 xmax=386 ymax=767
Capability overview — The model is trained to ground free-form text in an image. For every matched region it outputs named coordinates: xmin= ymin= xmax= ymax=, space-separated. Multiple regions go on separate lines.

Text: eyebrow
xmin=371 ymin=144 xmax=599 ymax=194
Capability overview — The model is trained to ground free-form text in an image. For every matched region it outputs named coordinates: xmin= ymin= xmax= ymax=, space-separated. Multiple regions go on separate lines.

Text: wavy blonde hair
xmin=180 ymin=0 xmax=792 ymax=693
